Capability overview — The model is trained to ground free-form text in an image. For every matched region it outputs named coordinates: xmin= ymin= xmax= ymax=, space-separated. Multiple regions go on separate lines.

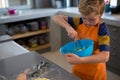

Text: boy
xmin=53 ymin=0 xmax=110 ymax=80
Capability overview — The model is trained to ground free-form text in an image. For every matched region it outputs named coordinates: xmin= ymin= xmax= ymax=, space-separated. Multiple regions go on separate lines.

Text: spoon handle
xmin=75 ymin=40 xmax=79 ymax=48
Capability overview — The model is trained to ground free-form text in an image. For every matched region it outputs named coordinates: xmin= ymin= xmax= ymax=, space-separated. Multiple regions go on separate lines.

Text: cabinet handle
xmin=113 ymin=28 xmax=117 ymax=32
xmin=112 ymin=46 xmax=116 ymax=49
xmin=111 ymin=53 xmax=116 ymax=56
xmin=113 ymin=37 xmax=117 ymax=40
xmin=111 ymin=36 xmax=117 ymax=41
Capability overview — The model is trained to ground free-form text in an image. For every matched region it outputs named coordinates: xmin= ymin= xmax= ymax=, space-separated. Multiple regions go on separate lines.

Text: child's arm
xmin=64 ymin=23 xmax=110 ymax=64
xmin=64 ymin=51 xmax=109 ymax=64
xmin=16 ymin=68 xmax=29 ymax=80
xmin=53 ymin=15 xmax=78 ymax=40
xmin=82 ymin=51 xmax=109 ymax=63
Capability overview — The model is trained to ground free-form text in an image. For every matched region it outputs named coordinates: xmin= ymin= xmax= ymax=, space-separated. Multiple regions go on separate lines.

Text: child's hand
xmin=64 ymin=54 xmax=82 ymax=65
xmin=16 ymin=68 xmax=30 ymax=80
xmin=65 ymin=27 xmax=78 ymax=41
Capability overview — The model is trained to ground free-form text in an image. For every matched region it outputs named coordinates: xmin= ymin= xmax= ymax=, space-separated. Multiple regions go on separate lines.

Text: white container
xmin=66 ymin=0 xmax=71 ymax=7
xmin=55 ymin=0 xmax=62 ymax=8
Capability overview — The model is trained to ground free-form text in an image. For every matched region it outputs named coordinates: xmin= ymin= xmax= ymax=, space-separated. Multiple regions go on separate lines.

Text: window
xmin=110 ymin=0 xmax=117 ymax=6
xmin=0 ymin=0 xmax=33 ymax=9
xmin=0 ymin=0 xmax=8 ymax=8
xmin=0 ymin=0 xmax=2 ymax=8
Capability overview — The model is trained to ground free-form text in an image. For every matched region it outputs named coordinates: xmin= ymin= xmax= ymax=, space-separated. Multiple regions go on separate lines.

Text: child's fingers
xmin=24 ymin=68 xmax=30 ymax=75
xmin=74 ymin=36 xmax=78 ymax=42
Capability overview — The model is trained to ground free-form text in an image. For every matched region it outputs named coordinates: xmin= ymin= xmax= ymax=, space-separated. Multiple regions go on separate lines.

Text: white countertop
xmin=0 ymin=41 xmax=29 ymax=60
xmin=0 ymin=7 xmax=80 ymax=23
xmin=0 ymin=7 xmax=120 ymax=26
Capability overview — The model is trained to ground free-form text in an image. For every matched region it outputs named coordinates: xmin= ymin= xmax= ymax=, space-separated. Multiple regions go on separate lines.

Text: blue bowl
xmin=59 ymin=39 xmax=94 ymax=57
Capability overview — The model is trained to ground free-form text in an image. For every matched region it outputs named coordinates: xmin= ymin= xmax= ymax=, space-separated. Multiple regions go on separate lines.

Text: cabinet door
xmin=107 ymin=25 xmax=120 ymax=75
xmin=107 ymin=55 xmax=120 ymax=75
xmin=108 ymin=25 xmax=120 ymax=57
xmin=107 ymin=55 xmax=120 ymax=69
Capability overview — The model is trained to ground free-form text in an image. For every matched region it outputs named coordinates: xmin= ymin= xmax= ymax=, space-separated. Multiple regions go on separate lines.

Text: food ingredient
xmin=34 ymin=77 xmax=50 ymax=80
xmin=74 ymin=46 xmax=86 ymax=52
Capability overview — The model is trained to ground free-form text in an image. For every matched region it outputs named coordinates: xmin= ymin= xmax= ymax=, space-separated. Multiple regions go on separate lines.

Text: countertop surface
xmin=0 ymin=41 xmax=29 ymax=60
xmin=0 ymin=35 xmax=29 ymax=60
xmin=0 ymin=51 xmax=80 ymax=80
xmin=0 ymin=7 xmax=120 ymax=26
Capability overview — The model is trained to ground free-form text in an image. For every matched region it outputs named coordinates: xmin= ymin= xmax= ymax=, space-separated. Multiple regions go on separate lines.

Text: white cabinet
xmin=5 ymin=17 xmax=50 ymax=51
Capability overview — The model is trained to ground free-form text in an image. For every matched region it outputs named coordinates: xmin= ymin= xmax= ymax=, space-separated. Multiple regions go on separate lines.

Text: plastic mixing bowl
xmin=59 ymin=39 xmax=94 ymax=57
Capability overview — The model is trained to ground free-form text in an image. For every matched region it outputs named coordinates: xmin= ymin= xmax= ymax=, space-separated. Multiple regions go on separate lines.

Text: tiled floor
xmin=41 ymin=50 xmax=120 ymax=80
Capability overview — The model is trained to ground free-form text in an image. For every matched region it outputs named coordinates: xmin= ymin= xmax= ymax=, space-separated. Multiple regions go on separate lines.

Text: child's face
xmin=81 ymin=12 xmax=100 ymax=27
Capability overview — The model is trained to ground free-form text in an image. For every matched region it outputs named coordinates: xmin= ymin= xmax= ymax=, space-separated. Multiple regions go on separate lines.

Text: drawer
xmin=107 ymin=65 xmax=120 ymax=76
xmin=110 ymin=44 xmax=120 ymax=58
xmin=110 ymin=35 xmax=120 ymax=42
xmin=110 ymin=44 xmax=120 ymax=51
xmin=110 ymin=49 xmax=120 ymax=58
xmin=107 ymin=56 xmax=120 ymax=70
xmin=108 ymin=25 xmax=120 ymax=36
xmin=110 ymin=34 xmax=120 ymax=44
xmin=110 ymin=49 xmax=118 ymax=56
xmin=111 ymin=44 xmax=120 ymax=48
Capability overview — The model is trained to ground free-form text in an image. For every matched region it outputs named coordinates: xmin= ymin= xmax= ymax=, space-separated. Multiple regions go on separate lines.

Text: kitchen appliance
xmin=51 ymin=0 xmax=71 ymax=8
xmin=71 ymin=0 xmax=79 ymax=7
xmin=51 ymin=0 xmax=79 ymax=8
xmin=110 ymin=0 xmax=120 ymax=13
xmin=34 ymin=0 xmax=52 ymax=8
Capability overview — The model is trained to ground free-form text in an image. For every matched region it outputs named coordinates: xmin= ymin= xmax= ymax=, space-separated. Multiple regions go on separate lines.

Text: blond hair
xmin=79 ymin=0 xmax=105 ymax=16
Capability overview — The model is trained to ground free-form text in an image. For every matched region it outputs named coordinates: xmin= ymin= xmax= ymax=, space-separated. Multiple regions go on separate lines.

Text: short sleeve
xmin=98 ymin=22 xmax=110 ymax=52
xmin=68 ymin=16 xmax=82 ymax=30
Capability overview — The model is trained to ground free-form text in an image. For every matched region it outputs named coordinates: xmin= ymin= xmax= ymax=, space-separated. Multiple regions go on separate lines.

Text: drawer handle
xmin=113 ymin=37 xmax=117 ymax=40
xmin=112 ymin=46 xmax=116 ymax=49
xmin=111 ymin=36 xmax=117 ymax=40
xmin=111 ymin=53 xmax=116 ymax=56
xmin=113 ymin=29 xmax=117 ymax=31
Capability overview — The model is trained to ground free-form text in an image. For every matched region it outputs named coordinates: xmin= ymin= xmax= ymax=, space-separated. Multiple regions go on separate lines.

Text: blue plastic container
xmin=60 ymin=39 xmax=94 ymax=57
